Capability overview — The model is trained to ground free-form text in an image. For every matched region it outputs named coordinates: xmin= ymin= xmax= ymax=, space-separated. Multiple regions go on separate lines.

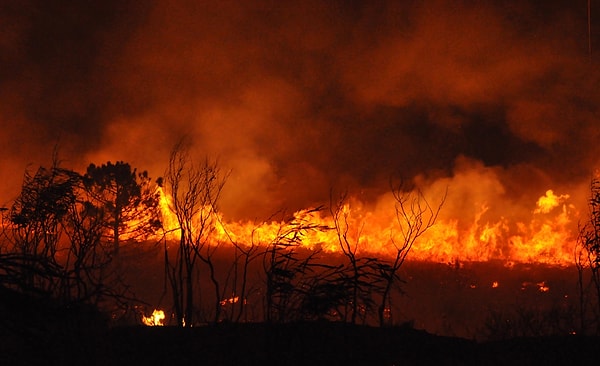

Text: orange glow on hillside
xmin=156 ymin=188 xmax=578 ymax=266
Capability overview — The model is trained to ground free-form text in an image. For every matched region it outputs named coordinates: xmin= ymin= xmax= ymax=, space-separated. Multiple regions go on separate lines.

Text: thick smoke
xmin=1 ymin=0 xmax=598 ymax=221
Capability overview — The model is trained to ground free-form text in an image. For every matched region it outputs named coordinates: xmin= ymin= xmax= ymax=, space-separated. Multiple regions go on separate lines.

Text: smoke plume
xmin=1 ymin=0 xmax=598 ymax=222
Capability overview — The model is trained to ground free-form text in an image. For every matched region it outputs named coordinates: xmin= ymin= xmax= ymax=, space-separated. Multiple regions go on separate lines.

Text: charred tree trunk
xmin=201 ymin=254 xmax=221 ymax=323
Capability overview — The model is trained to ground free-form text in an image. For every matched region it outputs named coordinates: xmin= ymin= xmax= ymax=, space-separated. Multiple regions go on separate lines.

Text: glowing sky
xmin=1 ymin=0 xmax=598 ymax=220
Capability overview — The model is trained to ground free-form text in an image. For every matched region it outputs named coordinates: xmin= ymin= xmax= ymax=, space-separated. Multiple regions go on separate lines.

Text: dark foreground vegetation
xmin=0 ymin=283 xmax=598 ymax=366
xmin=1 ymin=315 xmax=599 ymax=366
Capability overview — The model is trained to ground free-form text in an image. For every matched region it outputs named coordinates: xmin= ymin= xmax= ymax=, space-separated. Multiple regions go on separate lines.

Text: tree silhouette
xmin=377 ymin=182 xmax=446 ymax=327
xmin=578 ymin=178 xmax=600 ymax=333
xmin=218 ymin=221 xmax=263 ymax=322
xmin=163 ymin=140 xmax=227 ymax=326
xmin=0 ymin=154 xmax=159 ymax=326
xmin=5 ymin=158 xmax=80 ymax=295
xmin=83 ymin=161 xmax=161 ymax=257
xmin=262 ymin=208 xmax=328 ymax=323
xmin=330 ymin=192 xmax=386 ymax=325
xmin=263 ymin=236 xmax=312 ymax=323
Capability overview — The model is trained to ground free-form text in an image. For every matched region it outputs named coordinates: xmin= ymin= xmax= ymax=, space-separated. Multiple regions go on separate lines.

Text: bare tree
xmin=5 ymin=155 xmax=79 ymax=296
xmin=163 ymin=140 xmax=227 ymax=326
xmin=262 ymin=211 xmax=314 ymax=322
xmin=575 ymin=238 xmax=593 ymax=335
xmin=577 ymin=178 xmax=600 ymax=334
xmin=330 ymin=192 xmax=385 ymax=325
xmin=261 ymin=208 xmax=336 ymax=323
xmin=218 ymin=221 xmax=263 ymax=322
xmin=377 ymin=182 xmax=446 ymax=327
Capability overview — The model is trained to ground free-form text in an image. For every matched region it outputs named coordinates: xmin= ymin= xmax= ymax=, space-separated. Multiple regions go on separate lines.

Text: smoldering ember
xmin=1 ymin=1 xmax=600 ymax=365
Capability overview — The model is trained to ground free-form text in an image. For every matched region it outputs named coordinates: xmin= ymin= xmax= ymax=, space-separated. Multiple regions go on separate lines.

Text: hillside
xmin=2 ymin=319 xmax=599 ymax=366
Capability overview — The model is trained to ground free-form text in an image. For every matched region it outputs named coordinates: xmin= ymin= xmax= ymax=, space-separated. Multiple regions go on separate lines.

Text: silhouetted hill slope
xmin=105 ymin=322 xmax=475 ymax=366
xmin=3 ymin=320 xmax=598 ymax=366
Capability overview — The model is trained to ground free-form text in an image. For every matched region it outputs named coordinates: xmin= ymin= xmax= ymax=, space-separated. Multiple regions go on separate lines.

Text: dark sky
xmin=1 ymin=0 xmax=599 ymax=221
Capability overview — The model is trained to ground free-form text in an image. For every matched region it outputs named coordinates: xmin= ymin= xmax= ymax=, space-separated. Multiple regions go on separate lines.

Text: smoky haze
xmin=1 ymin=0 xmax=599 ymax=221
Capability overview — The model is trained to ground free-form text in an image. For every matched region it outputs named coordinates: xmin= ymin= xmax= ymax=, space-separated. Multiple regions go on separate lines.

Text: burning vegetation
xmin=2 ymin=1 xmax=600 ymax=363
xmin=2 ymin=142 xmax=600 ymax=340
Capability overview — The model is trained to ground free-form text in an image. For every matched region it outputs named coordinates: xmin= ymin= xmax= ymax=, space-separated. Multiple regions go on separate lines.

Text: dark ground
xmin=1 ymin=319 xmax=599 ymax=366
xmin=1 ymin=246 xmax=597 ymax=365
xmin=120 ymin=243 xmax=587 ymax=339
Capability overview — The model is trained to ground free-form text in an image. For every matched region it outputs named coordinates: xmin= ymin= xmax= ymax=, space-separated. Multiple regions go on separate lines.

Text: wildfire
xmin=142 ymin=309 xmax=166 ymax=326
xmin=519 ymin=281 xmax=551 ymax=292
xmin=220 ymin=296 xmax=240 ymax=306
xmin=537 ymin=281 xmax=550 ymax=292
xmin=155 ymin=187 xmax=578 ymax=266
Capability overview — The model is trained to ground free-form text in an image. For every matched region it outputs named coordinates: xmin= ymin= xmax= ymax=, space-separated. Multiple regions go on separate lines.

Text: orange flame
xmin=142 ymin=309 xmax=166 ymax=326
xmin=533 ymin=190 xmax=569 ymax=214
xmin=156 ymin=187 xmax=578 ymax=266
xmin=537 ymin=281 xmax=550 ymax=292
xmin=220 ymin=296 xmax=240 ymax=306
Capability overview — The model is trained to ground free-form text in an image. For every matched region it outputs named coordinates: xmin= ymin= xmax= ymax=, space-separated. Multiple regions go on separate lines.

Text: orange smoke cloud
xmin=0 ymin=0 xmax=598 ymax=239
